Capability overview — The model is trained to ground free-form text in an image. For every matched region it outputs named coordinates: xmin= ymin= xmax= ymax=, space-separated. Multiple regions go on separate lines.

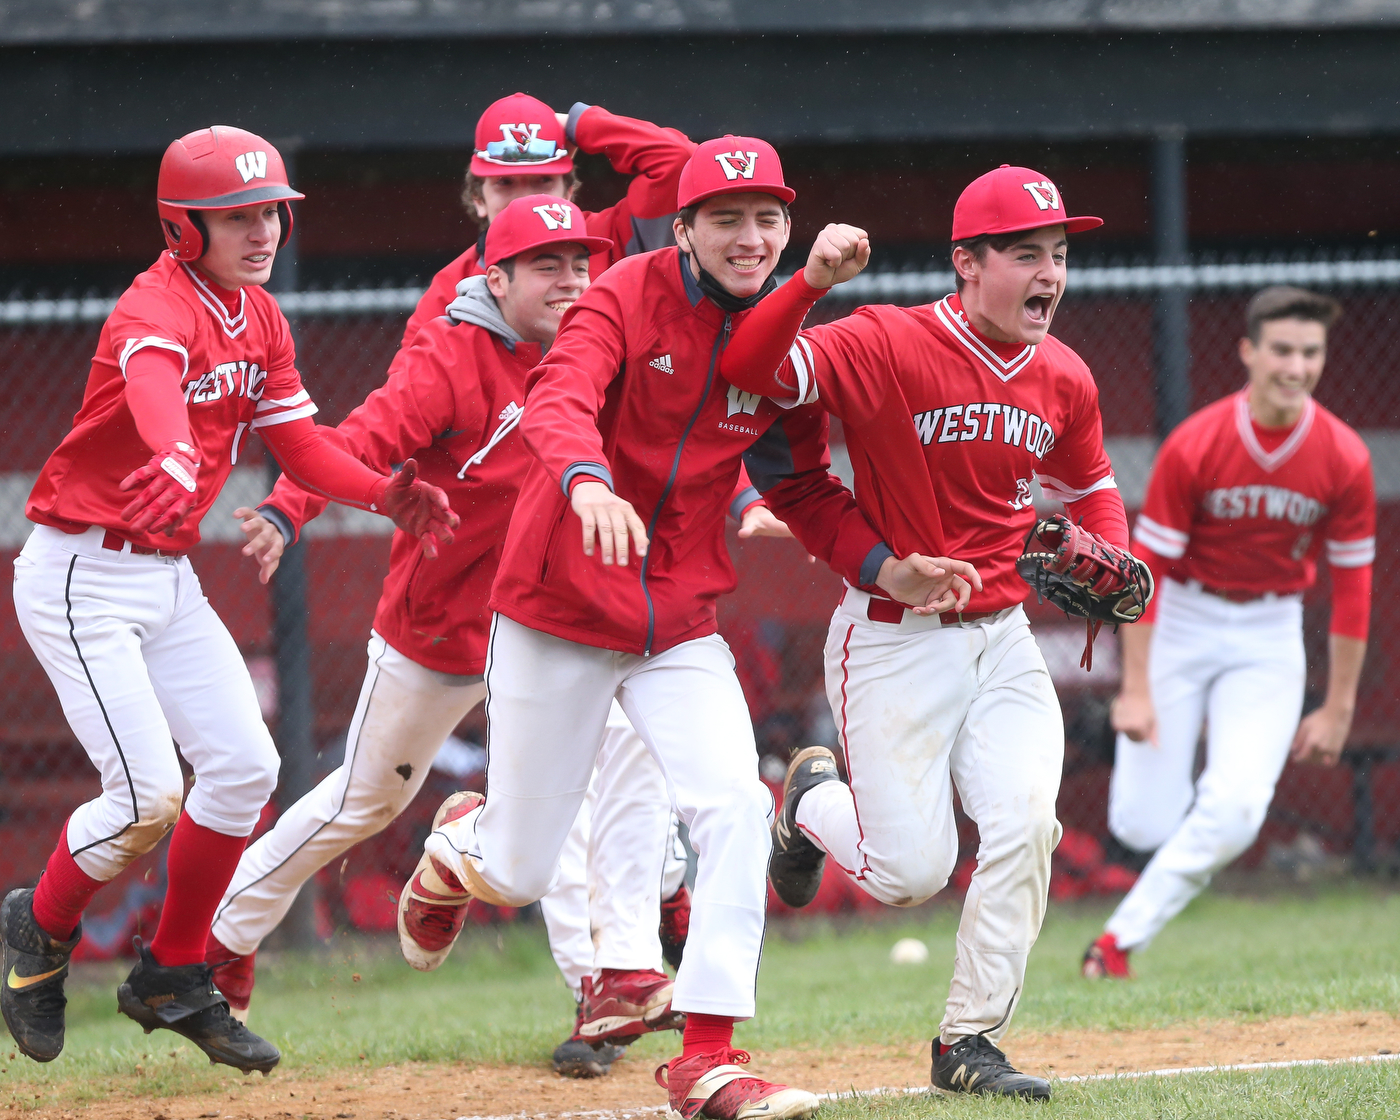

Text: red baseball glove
xmin=1016 ymin=514 xmax=1154 ymax=670
xmin=373 ymin=459 xmax=459 ymax=559
xmin=119 ymin=440 xmax=201 ymax=537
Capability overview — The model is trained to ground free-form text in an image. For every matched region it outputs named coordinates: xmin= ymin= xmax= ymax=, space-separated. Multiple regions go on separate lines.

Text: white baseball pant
xmin=540 ymin=718 xmax=691 ymax=998
xmin=12 ymin=525 xmax=281 ymax=881
xmin=428 ymin=614 xmax=771 ymax=1018
xmin=795 ymin=589 xmax=1063 ymax=1044
xmin=1105 ymin=579 xmax=1305 ymax=951
xmin=212 ymin=631 xmax=680 ymax=999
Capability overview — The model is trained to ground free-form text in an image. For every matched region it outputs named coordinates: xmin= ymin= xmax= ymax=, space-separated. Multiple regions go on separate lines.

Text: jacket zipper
xmin=638 ymin=314 xmax=731 ymax=656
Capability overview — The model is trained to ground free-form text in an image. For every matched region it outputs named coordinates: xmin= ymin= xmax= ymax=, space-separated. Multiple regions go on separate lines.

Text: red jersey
xmin=754 ymin=293 xmax=1117 ymax=612
xmin=399 ymin=104 xmax=695 ymax=349
xmin=27 ymin=253 xmax=317 ymax=552
xmin=1132 ymin=390 xmax=1375 ymax=596
xmin=491 ymin=248 xmax=884 ymax=657
xmin=263 ymin=310 xmax=540 ymax=676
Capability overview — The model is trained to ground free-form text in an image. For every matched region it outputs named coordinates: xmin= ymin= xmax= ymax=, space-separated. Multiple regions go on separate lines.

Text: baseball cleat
xmin=659 ymin=883 xmax=691 ymax=971
xmin=657 ymin=1048 xmax=820 ymax=1120
xmin=578 ymin=968 xmax=685 ymax=1045
xmin=552 ymin=1003 xmax=626 ymax=1078
xmin=0 ymin=888 xmax=81 ymax=1063
xmin=117 ymin=938 xmax=280 ymax=1074
xmin=204 ymin=932 xmax=255 ymax=1023
xmin=1082 ymin=932 xmax=1133 ymax=979
xmin=931 ymin=1034 xmax=1050 ymax=1100
xmin=398 ymin=791 xmax=484 ymax=971
xmin=769 ymin=746 xmax=841 ymax=908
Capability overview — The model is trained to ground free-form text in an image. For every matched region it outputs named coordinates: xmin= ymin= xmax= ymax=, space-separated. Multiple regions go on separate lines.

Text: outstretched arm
xmin=564 ymin=104 xmax=696 ymax=221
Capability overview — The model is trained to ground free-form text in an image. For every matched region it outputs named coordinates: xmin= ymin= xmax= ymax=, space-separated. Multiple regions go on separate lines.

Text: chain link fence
xmin=1 ymin=250 xmax=1396 ymax=949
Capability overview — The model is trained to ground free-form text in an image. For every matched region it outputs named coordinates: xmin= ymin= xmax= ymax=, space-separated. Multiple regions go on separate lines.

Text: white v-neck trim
xmin=932 ymin=296 xmax=1036 ymax=382
xmin=182 ymin=263 xmax=248 ymax=339
xmin=1234 ymin=391 xmax=1314 ymax=473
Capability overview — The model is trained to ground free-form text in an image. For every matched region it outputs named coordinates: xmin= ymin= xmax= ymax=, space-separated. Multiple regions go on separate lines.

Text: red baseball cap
xmin=482 ymin=194 xmax=613 ymax=268
xmin=952 ymin=165 xmax=1103 ymax=241
xmin=677 ymin=136 xmax=796 ymax=209
xmin=471 ymin=92 xmax=572 ymax=178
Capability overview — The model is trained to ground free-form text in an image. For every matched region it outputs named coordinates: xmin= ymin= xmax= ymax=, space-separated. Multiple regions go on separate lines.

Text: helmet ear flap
xmin=186 ymin=211 xmax=208 ymax=260
xmin=277 ymin=201 xmax=294 ymax=248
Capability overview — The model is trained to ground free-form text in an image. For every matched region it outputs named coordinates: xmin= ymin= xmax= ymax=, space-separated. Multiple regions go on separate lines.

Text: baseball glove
xmin=1016 ymin=514 xmax=1154 ymax=670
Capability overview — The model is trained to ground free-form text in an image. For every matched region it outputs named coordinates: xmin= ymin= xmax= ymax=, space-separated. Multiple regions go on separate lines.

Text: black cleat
xmin=552 ymin=1003 xmax=624 ymax=1078
xmin=116 ymin=938 xmax=280 ymax=1074
xmin=931 ymin=1034 xmax=1051 ymax=1100
xmin=769 ymin=746 xmax=841 ymax=908
xmin=1 ymin=888 xmax=81 ymax=1063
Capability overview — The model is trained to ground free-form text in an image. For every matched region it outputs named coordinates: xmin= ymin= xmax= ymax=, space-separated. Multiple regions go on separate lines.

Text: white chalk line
xmin=449 ymin=1050 xmax=1400 ymax=1120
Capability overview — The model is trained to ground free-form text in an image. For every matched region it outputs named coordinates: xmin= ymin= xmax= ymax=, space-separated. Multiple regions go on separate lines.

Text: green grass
xmin=3 ymin=884 xmax=1399 ymax=1113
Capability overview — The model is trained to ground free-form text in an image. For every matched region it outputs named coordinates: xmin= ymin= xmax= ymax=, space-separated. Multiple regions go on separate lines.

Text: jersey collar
xmin=1234 ymin=389 xmax=1315 ymax=473
xmin=932 ymin=294 xmax=1036 ymax=382
xmin=181 ymin=262 xmax=248 ymax=339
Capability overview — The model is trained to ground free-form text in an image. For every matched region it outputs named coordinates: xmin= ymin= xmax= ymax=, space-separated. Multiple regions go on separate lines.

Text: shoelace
xmin=417 ymin=903 xmax=464 ymax=936
xmin=655 ymin=1048 xmax=753 ymax=1089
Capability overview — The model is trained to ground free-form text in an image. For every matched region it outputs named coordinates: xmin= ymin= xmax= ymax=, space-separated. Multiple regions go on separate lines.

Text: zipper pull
xmin=722 ymin=313 xmax=732 ymax=348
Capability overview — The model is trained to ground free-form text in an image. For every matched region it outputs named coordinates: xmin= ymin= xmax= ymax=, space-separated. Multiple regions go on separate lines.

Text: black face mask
xmin=692 ymin=256 xmax=777 ymax=314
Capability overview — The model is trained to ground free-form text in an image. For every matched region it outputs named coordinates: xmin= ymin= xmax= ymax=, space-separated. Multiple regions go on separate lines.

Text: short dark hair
xmin=677 ymin=197 xmax=791 ymax=231
xmin=1245 ymin=286 xmax=1342 ymax=343
xmin=488 ymin=257 xmax=516 ymax=280
xmin=460 ymin=169 xmax=581 ymax=228
xmin=950 ymin=231 xmax=1036 ymax=291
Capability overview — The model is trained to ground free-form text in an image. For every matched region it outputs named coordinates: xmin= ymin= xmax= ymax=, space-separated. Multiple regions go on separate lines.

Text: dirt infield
xmin=18 ymin=1012 xmax=1400 ymax=1119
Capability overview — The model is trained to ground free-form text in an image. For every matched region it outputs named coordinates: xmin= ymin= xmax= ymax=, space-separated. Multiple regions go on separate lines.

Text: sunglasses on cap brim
xmin=477 ymin=138 xmax=563 ymax=165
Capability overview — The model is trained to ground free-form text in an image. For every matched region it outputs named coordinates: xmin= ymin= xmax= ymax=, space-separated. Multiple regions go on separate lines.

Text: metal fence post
xmin=264 ymin=139 xmax=319 ymax=948
xmin=1151 ymin=127 xmax=1191 ymax=437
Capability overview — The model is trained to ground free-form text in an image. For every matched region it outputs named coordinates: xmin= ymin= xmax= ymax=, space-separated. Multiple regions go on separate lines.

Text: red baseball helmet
xmin=677 ymin=136 xmax=796 ymax=210
xmin=952 ymin=165 xmax=1102 ymax=241
xmin=471 ymin=93 xmax=573 ymax=178
xmin=157 ymin=126 xmax=305 ymax=261
xmin=482 ymin=195 xmax=613 ymax=268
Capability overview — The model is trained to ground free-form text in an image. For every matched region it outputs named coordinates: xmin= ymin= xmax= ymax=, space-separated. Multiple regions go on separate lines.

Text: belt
xmin=866 ymin=597 xmax=998 ymax=627
xmin=101 ymin=529 xmax=187 ymax=559
xmin=1196 ymin=582 xmax=1267 ymax=604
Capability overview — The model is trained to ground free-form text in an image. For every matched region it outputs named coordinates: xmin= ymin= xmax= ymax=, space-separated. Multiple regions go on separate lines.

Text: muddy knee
xmin=118 ymin=786 xmax=184 ymax=857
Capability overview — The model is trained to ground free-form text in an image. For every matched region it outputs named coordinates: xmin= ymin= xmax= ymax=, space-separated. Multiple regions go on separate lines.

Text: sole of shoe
xmin=552 ymin=1040 xmax=615 ymax=1079
xmin=397 ymin=852 xmax=468 ymax=973
xmin=116 ymin=984 xmax=280 ymax=1075
xmin=931 ymin=1082 xmax=1051 ymax=1101
xmin=769 ymin=746 xmax=839 ymax=909
xmin=665 ymin=1086 xmax=821 ymax=1120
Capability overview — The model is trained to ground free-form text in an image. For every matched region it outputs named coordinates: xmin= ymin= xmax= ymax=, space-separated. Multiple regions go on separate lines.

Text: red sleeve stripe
xmin=1035 ymin=471 xmax=1117 ymax=503
xmin=1134 ymin=513 xmax=1189 ymax=559
xmin=1326 ymin=537 xmax=1376 ymax=567
xmin=250 ymin=402 xmax=318 ymax=429
xmin=117 ymin=336 xmax=189 ymax=380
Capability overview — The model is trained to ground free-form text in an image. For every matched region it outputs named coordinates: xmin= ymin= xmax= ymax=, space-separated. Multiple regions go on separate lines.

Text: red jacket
xmin=490 ymin=248 xmax=887 ymax=657
xmin=400 ymin=104 xmax=695 ymax=349
xmin=263 ymin=311 xmax=540 ymax=675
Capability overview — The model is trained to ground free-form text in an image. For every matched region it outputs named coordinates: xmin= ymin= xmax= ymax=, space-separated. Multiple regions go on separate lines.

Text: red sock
xmin=149 ymin=813 xmax=249 ymax=967
xmin=682 ymin=1013 xmax=736 ymax=1058
xmin=31 ymin=820 xmax=105 ymax=941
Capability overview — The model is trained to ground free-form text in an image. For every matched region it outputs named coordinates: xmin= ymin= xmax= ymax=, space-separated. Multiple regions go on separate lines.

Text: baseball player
xmin=398 ymin=136 xmax=975 ymax=1120
xmin=1082 ymin=286 xmax=1375 ymax=978
xmin=719 ymin=165 xmax=1139 ymax=1100
xmin=2 ymin=127 xmax=457 ymax=1071
xmin=203 ymin=196 xmax=775 ymax=1075
xmin=400 ymin=91 xmax=696 ymax=349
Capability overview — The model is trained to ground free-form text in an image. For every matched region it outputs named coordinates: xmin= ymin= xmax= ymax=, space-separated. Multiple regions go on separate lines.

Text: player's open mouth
xmin=245 ymin=254 xmax=271 ymax=264
xmin=545 ymin=299 xmax=575 ymax=313
xmin=727 ymin=256 xmax=764 ymax=272
xmin=1024 ymin=294 xmax=1053 ymax=323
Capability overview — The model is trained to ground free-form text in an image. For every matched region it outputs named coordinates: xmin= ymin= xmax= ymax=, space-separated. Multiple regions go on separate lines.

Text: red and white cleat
xmin=657 ymin=1049 xmax=819 ymax=1120
xmin=579 ymin=968 xmax=685 ymax=1045
xmin=659 ymin=884 xmax=691 ymax=971
xmin=1081 ymin=931 xmax=1134 ymax=979
xmin=204 ymin=933 xmax=255 ymax=1024
xmin=398 ymin=791 xmax=483 ymax=972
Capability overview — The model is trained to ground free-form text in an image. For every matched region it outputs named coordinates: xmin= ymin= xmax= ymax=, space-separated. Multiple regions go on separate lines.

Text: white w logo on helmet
xmin=234 ymin=151 xmax=268 ymax=184
xmin=1021 ymin=180 xmax=1062 ymax=211
xmin=714 ymin=151 xmax=759 ymax=181
xmin=532 ymin=203 xmax=574 ymax=231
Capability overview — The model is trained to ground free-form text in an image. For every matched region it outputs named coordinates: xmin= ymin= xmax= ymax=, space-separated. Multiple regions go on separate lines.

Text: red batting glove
xmin=372 ymin=458 xmax=459 ymax=558
xmin=119 ymin=440 xmax=201 ymax=537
